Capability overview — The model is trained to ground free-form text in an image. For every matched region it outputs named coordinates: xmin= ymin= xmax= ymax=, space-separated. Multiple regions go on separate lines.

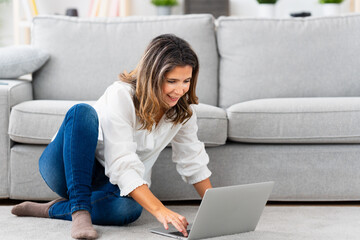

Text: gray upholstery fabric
xmin=0 ymin=46 xmax=50 ymax=79
xmin=14 ymin=142 xmax=360 ymax=201
xmin=9 ymin=100 xmax=94 ymax=144
xmin=206 ymin=143 xmax=360 ymax=201
xmin=217 ymin=15 xmax=360 ymax=108
xmin=227 ymin=97 xmax=360 ymax=143
xmin=10 ymin=144 xmax=59 ymax=200
xmin=192 ymin=103 xmax=227 ymax=146
xmin=8 ymin=101 xmax=227 ymax=146
xmin=9 ymin=144 xmax=200 ymax=201
xmin=155 ymin=142 xmax=360 ymax=201
xmin=0 ymin=80 xmax=32 ymax=199
xmin=32 ymin=15 xmax=218 ymax=106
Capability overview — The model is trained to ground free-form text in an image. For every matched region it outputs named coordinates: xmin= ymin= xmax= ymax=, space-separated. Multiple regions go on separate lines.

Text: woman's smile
xmin=162 ymin=65 xmax=192 ymax=107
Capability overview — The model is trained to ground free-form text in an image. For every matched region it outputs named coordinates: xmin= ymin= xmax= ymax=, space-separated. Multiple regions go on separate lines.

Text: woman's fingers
xmin=163 ymin=221 xmax=169 ymax=230
xmin=156 ymin=207 xmax=189 ymax=237
xmin=178 ymin=214 xmax=189 ymax=226
xmin=170 ymin=218 xmax=188 ymax=237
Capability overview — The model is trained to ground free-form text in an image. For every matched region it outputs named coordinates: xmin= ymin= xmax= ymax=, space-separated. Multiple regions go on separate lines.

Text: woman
xmin=11 ymin=34 xmax=212 ymax=239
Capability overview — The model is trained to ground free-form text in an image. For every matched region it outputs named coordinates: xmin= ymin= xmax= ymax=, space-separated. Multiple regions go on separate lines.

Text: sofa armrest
xmin=0 ymin=79 xmax=33 ymax=198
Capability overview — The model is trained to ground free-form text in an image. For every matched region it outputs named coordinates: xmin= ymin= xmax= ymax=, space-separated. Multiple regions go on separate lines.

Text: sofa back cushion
xmin=31 ymin=14 xmax=218 ymax=106
xmin=217 ymin=14 xmax=360 ymax=108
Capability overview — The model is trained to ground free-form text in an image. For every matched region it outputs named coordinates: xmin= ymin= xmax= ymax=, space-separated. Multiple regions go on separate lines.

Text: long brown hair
xmin=119 ymin=34 xmax=199 ymax=132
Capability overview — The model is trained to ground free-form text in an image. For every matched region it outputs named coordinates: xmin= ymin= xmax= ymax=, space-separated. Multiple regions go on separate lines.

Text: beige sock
xmin=11 ymin=198 xmax=64 ymax=218
xmin=71 ymin=210 xmax=98 ymax=240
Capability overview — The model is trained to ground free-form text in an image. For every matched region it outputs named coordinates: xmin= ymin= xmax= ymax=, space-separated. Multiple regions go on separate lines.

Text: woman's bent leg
xmin=62 ymin=103 xmax=99 ymax=213
xmin=38 ymin=103 xmax=99 ymax=239
xmin=12 ymin=103 xmax=98 ymax=227
xmin=39 ymin=103 xmax=99 ymax=214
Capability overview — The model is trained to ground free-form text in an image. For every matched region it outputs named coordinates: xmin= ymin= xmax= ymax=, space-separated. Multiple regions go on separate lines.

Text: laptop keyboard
xmin=169 ymin=230 xmax=190 ymax=238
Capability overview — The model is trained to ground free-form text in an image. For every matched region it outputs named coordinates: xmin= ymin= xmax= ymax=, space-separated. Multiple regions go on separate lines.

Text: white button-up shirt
xmin=93 ymin=81 xmax=211 ymax=196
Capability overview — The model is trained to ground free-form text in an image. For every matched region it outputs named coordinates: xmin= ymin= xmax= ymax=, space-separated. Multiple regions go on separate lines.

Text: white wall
xmin=0 ymin=1 xmax=13 ymax=46
xmin=0 ymin=0 xmax=353 ymax=47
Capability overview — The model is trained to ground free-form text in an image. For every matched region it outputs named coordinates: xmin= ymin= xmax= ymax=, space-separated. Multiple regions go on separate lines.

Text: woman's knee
xmin=68 ymin=103 xmax=98 ymax=123
xmin=92 ymin=195 xmax=143 ymax=226
xmin=121 ymin=199 xmax=143 ymax=224
xmin=109 ymin=197 xmax=143 ymax=225
xmin=66 ymin=103 xmax=99 ymax=136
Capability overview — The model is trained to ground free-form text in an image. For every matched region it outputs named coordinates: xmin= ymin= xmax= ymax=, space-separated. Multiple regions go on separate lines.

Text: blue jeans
xmin=39 ymin=103 xmax=143 ymax=226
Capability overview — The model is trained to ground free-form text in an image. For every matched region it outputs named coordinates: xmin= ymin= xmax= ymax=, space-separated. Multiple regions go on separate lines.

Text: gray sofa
xmin=2 ymin=14 xmax=360 ymax=202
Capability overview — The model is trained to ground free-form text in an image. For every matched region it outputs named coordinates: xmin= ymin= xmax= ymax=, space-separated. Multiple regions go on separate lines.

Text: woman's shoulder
xmin=101 ymin=81 xmax=134 ymax=102
xmin=95 ymin=81 xmax=137 ymax=124
xmin=109 ymin=81 xmax=134 ymax=95
xmin=95 ymin=81 xmax=135 ymax=111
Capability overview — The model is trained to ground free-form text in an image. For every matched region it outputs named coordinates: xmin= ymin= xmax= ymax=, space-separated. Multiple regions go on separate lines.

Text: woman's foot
xmin=11 ymin=198 xmax=65 ymax=218
xmin=71 ymin=210 xmax=98 ymax=239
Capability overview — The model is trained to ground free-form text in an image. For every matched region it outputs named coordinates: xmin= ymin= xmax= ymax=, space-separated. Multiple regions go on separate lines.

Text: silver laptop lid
xmin=188 ymin=181 xmax=274 ymax=240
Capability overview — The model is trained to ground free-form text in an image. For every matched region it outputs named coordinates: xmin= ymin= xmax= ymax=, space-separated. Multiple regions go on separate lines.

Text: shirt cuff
xmin=116 ymin=169 xmax=149 ymax=196
xmin=182 ymin=166 xmax=212 ymax=185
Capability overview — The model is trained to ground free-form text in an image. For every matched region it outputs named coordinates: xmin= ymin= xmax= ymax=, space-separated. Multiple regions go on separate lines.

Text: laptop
xmin=150 ymin=181 xmax=274 ymax=239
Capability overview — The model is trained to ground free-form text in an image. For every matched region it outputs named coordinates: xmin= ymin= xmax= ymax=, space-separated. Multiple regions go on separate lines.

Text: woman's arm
xmin=129 ymin=184 xmax=189 ymax=237
xmin=193 ymin=178 xmax=212 ymax=198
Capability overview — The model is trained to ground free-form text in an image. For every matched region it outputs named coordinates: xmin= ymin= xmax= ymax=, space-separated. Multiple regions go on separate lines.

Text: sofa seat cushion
xmin=192 ymin=103 xmax=227 ymax=147
xmin=9 ymin=100 xmax=94 ymax=144
xmin=227 ymin=97 xmax=360 ymax=143
xmin=9 ymin=100 xmax=227 ymax=146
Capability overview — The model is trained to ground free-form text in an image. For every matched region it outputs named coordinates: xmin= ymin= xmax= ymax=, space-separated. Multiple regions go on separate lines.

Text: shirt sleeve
xmin=171 ymin=106 xmax=212 ymax=184
xmin=99 ymin=84 xmax=148 ymax=196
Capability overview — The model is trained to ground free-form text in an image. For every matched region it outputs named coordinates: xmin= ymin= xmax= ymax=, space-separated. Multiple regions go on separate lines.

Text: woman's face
xmin=161 ymin=65 xmax=192 ymax=108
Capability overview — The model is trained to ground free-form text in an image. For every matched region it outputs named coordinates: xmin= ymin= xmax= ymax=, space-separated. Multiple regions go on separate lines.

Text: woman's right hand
xmin=129 ymin=184 xmax=189 ymax=237
xmin=153 ymin=206 xmax=189 ymax=237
